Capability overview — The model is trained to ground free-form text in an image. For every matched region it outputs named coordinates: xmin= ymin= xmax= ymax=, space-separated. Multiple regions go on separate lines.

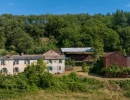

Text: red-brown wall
xmin=66 ymin=54 xmax=93 ymax=61
xmin=127 ymin=57 xmax=130 ymax=67
xmin=102 ymin=52 xmax=127 ymax=68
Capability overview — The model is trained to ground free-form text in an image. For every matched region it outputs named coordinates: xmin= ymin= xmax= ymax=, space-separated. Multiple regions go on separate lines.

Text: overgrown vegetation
xmin=90 ymin=58 xmax=130 ymax=78
xmin=89 ymin=57 xmax=104 ymax=75
xmin=65 ymin=58 xmax=76 ymax=68
xmin=0 ymin=59 xmax=130 ymax=99
xmin=102 ymin=63 xmax=130 ymax=78
xmin=0 ymin=59 xmax=102 ymax=99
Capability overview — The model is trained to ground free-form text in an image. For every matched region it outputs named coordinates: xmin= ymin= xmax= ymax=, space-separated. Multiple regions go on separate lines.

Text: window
xmin=59 ymin=66 xmax=61 ymax=70
xmin=24 ymin=60 xmax=30 ymax=64
xmin=1 ymin=60 xmax=5 ymax=65
xmin=48 ymin=60 xmax=52 ymax=63
xmin=13 ymin=67 xmax=19 ymax=73
xmin=15 ymin=60 xmax=19 ymax=64
xmin=59 ymin=60 xmax=62 ymax=63
xmin=48 ymin=66 xmax=52 ymax=71
xmin=1 ymin=68 xmax=7 ymax=74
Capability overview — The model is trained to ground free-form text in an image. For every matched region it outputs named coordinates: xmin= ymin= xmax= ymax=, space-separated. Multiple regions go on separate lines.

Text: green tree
xmin=24 ymin=58 xmax=48 ymax=85
xmin=119 ymin=27 xmax=130 ymax=54
xmin=122 ymin=49 xmax=127 ymax=56
xmin=6 ymin=27 xmax=34 ymax=53
xmin=92 ymin=39 xmax=104 ymax=59
xmin=0 ymin=49 xmax=8 ymax=57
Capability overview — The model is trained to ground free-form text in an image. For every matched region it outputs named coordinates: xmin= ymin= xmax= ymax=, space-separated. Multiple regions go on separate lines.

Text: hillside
xmin=0 ymin=10 xmax=130 ymax=56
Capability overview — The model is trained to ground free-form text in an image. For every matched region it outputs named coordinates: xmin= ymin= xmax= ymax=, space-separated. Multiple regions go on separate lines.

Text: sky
xmin=0 ymin=0 xmax=130 ymax=15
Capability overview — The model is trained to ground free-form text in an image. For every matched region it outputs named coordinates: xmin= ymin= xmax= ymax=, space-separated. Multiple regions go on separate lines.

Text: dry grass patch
xmin=8 ymin=89 xmax=130 ymax=100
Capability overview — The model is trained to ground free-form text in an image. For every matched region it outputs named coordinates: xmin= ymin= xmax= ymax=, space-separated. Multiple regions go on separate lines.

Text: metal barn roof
xmin=61 ymin=47 xmax=93 ymax=53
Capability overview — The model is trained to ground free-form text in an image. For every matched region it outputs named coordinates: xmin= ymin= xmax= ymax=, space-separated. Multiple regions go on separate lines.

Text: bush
xmin=65 ymin=59 xmax=76 ymax=67
xmin=82 ymin=62 xmax=89 ymax=72
xmin=89 ymin=57 xmax=104 ymax=75
xmin=39 ymin=72 xmax=53 ymax=89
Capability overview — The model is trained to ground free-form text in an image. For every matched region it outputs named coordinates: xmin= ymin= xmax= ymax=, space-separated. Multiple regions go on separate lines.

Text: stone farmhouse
xmin=0 ymin=50 xmax=65 ymax=74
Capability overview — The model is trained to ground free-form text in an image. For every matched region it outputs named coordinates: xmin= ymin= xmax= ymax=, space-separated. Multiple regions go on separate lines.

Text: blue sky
xmin=0 ymin=0 xmax=130 ymax=15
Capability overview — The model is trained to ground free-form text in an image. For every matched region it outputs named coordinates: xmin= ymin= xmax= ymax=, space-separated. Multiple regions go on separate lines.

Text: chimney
xmin=9 ymin=52 xmax=12 ymax=58
xmin=21 ymin=53 xmax=24 ymax=56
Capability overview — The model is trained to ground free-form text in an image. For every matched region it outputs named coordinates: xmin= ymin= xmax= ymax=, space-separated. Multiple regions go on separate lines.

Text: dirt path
xmin=54 ymin=67 xmax=130 ymax=81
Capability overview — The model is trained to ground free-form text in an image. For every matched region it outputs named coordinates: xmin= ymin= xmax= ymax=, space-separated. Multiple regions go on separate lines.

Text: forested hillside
xmin=0 ymin=10 xmax=130 ymax=55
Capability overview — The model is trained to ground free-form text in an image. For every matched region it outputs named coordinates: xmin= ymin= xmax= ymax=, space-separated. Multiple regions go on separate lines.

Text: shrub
xmin=39 ymin=72 xmax=53 ymax=89
xmin=65 ymin=59 xmax=76 ymax=67
xmin=82 ymin=62 xmax=89 ymax=72
xmin=89 ymin=57 xmax=104 ymax=75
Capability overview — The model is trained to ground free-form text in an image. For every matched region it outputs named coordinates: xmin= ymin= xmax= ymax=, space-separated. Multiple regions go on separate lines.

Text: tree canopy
xmin=0 ymin=10 xmax=130 ymax=54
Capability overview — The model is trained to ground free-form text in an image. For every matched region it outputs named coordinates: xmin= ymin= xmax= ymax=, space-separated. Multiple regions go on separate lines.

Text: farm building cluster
xmin=0 ymin=47 xmax=130 ymax=78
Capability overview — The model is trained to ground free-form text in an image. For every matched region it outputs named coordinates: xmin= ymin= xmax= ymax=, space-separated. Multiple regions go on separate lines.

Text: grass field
xmin=8 ymin=89 xmax=129 ymax=100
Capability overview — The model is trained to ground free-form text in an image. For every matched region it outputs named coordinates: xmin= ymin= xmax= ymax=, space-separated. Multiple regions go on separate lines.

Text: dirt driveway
xmin=54 ymin=66 xmax=130 ymax=81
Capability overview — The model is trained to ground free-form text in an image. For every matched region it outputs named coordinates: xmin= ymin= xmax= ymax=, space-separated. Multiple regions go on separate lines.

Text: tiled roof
xmin=0 ymin=54 xmax=65 ymax=60
xmin=102 ymin=52 xmax=115 ymax=57
xmin=0 ymin=50 xmax=65 ymax=60
xmin=44 ymin=55 xmax=65 ymax=59
xmin=43 ymin=50 xmax=60 ymax=56
xmin=61 ymin=47 xmax=93 ymax=53
xmin=0 ymin=55 xmax=45 ymax=60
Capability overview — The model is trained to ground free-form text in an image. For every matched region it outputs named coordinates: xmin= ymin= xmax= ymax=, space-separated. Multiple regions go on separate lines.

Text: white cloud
xmin=126 ymin=4 xmax=130 ymax=7
xmin=8 ymin=2 xmax=14 ymax=6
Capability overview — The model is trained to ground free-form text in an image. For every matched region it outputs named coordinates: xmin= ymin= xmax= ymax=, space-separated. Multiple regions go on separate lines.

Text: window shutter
xmin=28 ymin=60 xmax=30 ymax=64
xmin=59 ymin=66 xmax=61 ymax=70
xmin=13 ymin=68 xmax=14 ymax=72
xmin=17 ymin=60 xmax=19 ymax=64
xmin=24 ymin=60 xmax=26 ymax=64
xmin=1 ymin=60 xmax=5 ymax=65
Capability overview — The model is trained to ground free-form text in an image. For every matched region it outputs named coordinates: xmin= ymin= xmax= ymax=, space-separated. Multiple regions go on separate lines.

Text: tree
xmin=113 ymin=10 xmax=128 ymax=28
xmin=0 ymin=49 xmax=8 ymax=57
xmin=6 ymin=27 xmax=34 ymax=53
xmin=92 ymin=39 xmax=104 ymax=59
xmin=118 ymin=27 xmax=130 ymax=54
xmin=24 ymin=58 xmax=48 ymax=85
xmin=122 ymin=49 xmax=127 ymax=56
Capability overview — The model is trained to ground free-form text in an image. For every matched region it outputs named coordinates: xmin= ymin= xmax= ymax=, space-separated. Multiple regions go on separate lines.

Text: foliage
xmin=102 ymin=63 xmax=130 ymax=77
xmin=1 ymin=65 xmax=130 ymax=99
xmin=0 ymin=10 xmax=129 ymax=55
xmin=89 ymin=57 xmax=104 ymax=75
xmin=82 ymin=62 xmax=89 ymax=72
xmin=24 ymin=58 xmax=48 ymax=85
xmin=0 ymin=49 xmax=8 ymax=57
xmin=0 ymin=69 xmax=102 ymax=99
xmin=92 ymin=39 xmax=104 ymax=59
xmin=65 ymin=58 xmax=76 ymax=67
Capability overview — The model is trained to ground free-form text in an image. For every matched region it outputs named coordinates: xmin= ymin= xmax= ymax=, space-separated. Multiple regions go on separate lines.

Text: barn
xmin=61 ymin=47 xmax=94 ymax=64
xmin=102 ymin=52 xmax=130 ymax=78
